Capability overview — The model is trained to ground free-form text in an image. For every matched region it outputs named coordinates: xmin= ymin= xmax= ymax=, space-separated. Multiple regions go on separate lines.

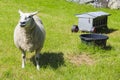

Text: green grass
xmin=0 ymin=0 xmax=120 ymax=80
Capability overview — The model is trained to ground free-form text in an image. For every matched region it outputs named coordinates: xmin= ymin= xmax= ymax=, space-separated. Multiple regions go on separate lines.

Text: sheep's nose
xmin=20 ymin=22 xmax=26 ymax=27
xmin=20 ymin=22 xmax=26 ymax=24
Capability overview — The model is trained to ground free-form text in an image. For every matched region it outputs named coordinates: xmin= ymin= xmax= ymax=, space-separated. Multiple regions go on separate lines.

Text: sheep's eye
xmin=28 ymin=16 xmax=32 ymax=18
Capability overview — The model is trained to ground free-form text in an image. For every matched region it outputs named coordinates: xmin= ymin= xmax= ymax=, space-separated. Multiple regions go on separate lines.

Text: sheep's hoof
xmin=22 ymin=66 xmax=25 ymax=69
xmin=36 ymin=65 xmax=40 ymax=70
xmin=22 ymin=64 xmax=25 ymax=68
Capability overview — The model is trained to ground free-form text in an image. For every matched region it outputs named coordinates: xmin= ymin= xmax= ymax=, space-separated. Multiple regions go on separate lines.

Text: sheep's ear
xmin=31 ymin=11 xmax=38 ymax=16
xmin=18 ymin=10 xmax=23 ymax=15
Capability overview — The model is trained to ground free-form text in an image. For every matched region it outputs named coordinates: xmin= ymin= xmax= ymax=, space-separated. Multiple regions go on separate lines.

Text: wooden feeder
xmin=76 ymin=11 xmax=110 ymax=32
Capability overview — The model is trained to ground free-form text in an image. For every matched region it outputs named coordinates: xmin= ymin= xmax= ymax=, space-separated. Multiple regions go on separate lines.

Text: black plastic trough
xmin=80 ymin=34 xmax=109 ymax=47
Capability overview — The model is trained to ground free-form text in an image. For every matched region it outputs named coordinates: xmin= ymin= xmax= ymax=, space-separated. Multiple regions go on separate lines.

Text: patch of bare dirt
xmin=67 ymin=54 xmax=95 ymax=66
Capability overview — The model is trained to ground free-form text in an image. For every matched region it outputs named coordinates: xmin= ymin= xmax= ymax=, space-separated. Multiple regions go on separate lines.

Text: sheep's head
xmin=18 ymin=10 xmax=38 ymax=27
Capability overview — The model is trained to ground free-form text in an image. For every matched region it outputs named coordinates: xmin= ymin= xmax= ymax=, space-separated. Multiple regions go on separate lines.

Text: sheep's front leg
xmin=35 ymin=50 xmax=40 ymax=70
xmin=22 ymin=51 xmax=26 ymax=68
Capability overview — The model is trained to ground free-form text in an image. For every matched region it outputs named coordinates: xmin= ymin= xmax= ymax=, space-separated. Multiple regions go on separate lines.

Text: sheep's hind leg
xmin=21 ymin=51 xmax=26 ymax=68
xmin=35 ymin=50 xmax=40 ymax=70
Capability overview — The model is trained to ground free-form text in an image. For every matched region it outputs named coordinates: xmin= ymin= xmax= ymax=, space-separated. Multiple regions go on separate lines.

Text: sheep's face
xmin=19 ymin=10 xmax=38 ymax=27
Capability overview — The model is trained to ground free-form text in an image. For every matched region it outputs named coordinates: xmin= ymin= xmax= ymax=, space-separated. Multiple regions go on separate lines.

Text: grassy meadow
xmin=0 ymin=0 xmax=120 ymax=80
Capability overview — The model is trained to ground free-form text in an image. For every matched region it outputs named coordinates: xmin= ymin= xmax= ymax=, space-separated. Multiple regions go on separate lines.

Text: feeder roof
xmin=76 ymin=11 xmax=110 ymax=19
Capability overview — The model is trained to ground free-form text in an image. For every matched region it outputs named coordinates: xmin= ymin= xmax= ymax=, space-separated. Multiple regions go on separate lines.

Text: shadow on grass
xmin=95 ymin=28 xmax=118 ymax=34
xmin=80 ymin=43 xmax=112 ymax=51
xmin=107 ymin=28 xmax=118 ymax=34
xmin=30 ymin=52 xmax=64 ymax=69
xmin=103 ymin=45 xmax=112 ymax=50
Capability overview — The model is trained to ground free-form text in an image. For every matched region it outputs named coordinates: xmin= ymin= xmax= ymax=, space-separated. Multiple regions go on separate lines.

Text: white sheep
xmin=14 ymin=10 xmax=46 ymax=70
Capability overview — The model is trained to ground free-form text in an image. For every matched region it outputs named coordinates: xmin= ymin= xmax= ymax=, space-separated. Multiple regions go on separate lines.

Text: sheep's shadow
xmin=30 ymin=52 xmax=64 ymax=69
